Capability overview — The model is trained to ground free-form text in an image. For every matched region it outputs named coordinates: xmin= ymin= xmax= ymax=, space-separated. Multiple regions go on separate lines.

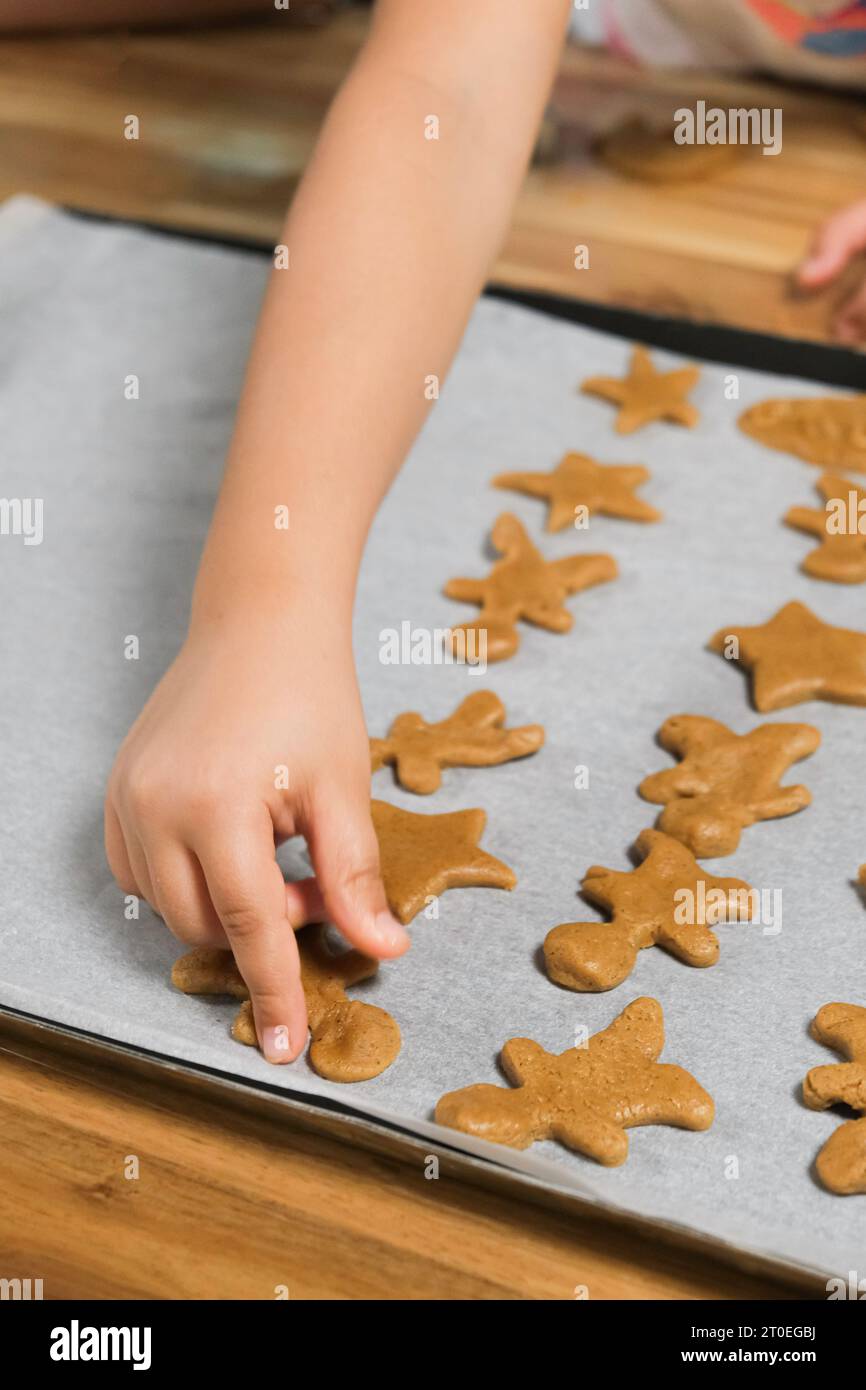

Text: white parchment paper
xmin=1 ymin=197 xmax=864 ymax=1283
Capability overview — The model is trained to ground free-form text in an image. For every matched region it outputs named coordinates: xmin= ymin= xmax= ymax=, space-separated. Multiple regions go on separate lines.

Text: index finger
xmin=194 ymin=808 xmax=308 ymax=1064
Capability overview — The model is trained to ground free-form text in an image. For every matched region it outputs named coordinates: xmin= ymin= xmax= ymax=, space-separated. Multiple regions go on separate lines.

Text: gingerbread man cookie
xmin=372 ymin=799 xmax=515 ymax=923
xmin=436 ymin=996 xmax=714 ymax=1165
xmin=739 ymin=396 xmax=866 ymax=474
xmin=371 ymin=690 xmax=544 ymax=794
xmin=444 ymin=512 xmax=617 ymax=663
xmin=803 ymin=1003 xmax=866 ymax=1195
xmin=493 ymin=452 xmax=660 ymax=532
xmin=581 ymin=345 xmax=700 ymax=434
xmin=784 ymin=473 xmax=866 ymax=584
xmin=172 ymin=924 xmax=401 ymax=1083
xmin=639 ymin=715 xmax=820 ymax=857
xmin=709 ymin=600 xmax=866 ymax=711
xmin=543 ymin=828 xmax=755 ymax=993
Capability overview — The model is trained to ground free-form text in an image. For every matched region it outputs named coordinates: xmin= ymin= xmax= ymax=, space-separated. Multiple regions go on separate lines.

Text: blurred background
xmin=0 ymin=0 xmax=863 ymax=345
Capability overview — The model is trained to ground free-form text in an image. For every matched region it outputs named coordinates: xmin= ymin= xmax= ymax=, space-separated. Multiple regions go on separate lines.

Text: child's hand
xmin=104 ymin=0 xmax=573 ymax=1063
xmin=797 ymin=198 xmax=866 ymax=345
xmin=104 ymin=609 xmax=409 ymax=1063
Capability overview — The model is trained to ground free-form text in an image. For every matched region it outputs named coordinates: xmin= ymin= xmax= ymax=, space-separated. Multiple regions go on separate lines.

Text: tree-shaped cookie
xmin=710 ymin=600 xmax=866 ymax=710
xmin=372 ymin=799 xmax=515 ymax=923
xmin=444 ymin=512 xmax=617 ymax=664
xmin=739 ymin=396 xmax=866 ymax=474
xmin=370 ymin=690 xmax=544 ymax=794
xmin=784 ymin=472 xmax=866 ymax=583
xmin=172 ymin=924 xmax=401 ymax=1083
xmin=543 ymin=828 xmax=755 ymax=992
xmin=493 ymin=451 xmax=660 ymax=531
xmin=639 ymin=714 xmax=820 ymax=856
xmin=581 ymin=345 xmax=700 ymax=434
xmin=436 ymin=996 xmax=714 ymax=1165
xmin=803 ymin=1003 xmax=866 ymax=1195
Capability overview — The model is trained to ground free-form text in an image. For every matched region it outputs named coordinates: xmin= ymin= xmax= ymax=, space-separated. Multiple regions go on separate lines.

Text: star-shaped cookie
xmin=543 ymin=828 xmax=755 ymax=992
xmin=372 ymin=799 xmax=516 ymax=923
xmin=581 ymin=345 xmax=700 ymax=434
xmin=803 ymin=1002 xmax=866 ymax=1195
xmin=435 ymin=996 xmax=714 ymax=1165
xmin=493 ymin=451 xmax=661 ymax=531
xmin=784 ymin=473 xmax=866 ymax=584
xmin=444 ymin=512 xmax=617 ymax=663
xmin=709 ymin=600 xmax=866 ymax=711
xmin=371 ymin=690 xmax=544 ymax=794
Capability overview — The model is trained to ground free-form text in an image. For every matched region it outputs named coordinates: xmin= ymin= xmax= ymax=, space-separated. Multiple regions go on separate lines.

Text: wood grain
xmin=543 ymin=51 xmax=866 ymax=342
xmin=0 ymin=7 xmax=848 ymax=1300
xmin=0 ymin=10 xmax=862 ymax=341
xmin=0 ymin=1015 xmax=809 ymax=1300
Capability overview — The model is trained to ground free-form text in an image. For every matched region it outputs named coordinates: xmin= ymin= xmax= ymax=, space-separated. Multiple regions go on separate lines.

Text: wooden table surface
xmin=0 ymin=1015 xmax=808 ymax=1301
xmin=0 ymin=6 xmax=846 ymax=1300
xmin=0 ymin=6 xmax=863 ymax=342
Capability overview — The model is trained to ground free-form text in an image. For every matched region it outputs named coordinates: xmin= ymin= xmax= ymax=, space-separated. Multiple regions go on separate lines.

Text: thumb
xmin=797 ymin=200 xmax=866 ymax=288
xmin=306 ymin=780 xmax=410 ymax=959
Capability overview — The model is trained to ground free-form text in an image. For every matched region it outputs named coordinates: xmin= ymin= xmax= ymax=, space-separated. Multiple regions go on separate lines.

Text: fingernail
xmin=262 ymin=1024 xmax=293 ymax=1064
xmin=370 ymin=911 xmax=410 ymax=951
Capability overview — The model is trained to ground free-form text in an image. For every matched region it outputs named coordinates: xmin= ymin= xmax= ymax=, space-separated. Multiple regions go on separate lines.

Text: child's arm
xmin=797 ymin=198 xmax=866 ymax=345
xmin=105 ymin=0 xmax=573 ymax=1061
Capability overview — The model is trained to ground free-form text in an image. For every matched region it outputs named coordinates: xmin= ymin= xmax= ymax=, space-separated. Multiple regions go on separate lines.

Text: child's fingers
xmin=142 ymin=843 xmax=228 ymax=947
xmin=195 ymin=810 xmax=309 ymax=1063
xmin=104 ymin=797 xmax=140 ymax=897
xmin=797 ymin=200 xmax=866 ymax=288
xmin=305 ymin=783 xmax=410 ymax=959
xmin=833 ymin=282 xmax=866 ymax=346
xmin=120 ymin=825 xmax=158 ymax=918
xmin=284 ymin=876 xmax=327 ymax=927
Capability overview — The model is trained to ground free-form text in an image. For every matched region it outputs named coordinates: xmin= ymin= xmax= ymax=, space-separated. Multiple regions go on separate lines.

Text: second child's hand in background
xmin=798 ymin=196 xmax=866 ymax=346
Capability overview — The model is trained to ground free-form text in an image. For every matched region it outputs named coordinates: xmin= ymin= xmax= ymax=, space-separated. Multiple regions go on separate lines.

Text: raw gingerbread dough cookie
xmin=370 ymin=690 xmax=543 ymax=794
xmin=784 ymin=472 xmax=866 ymax=584
xmin=372 ymin=799 xmax=515 ymax=923
xmin=444 ymin=512 xmax=617 ymax=663
xmin=739 ymin=396 xmax=866 ymax=474
xmin=639 ymin=714 xmax=820 ymax=856
xmin=172 ymin=923 xmax=401 ymax=1083
xmin=596 ymin=116 xmax=744 ymax=183
xmin=709 ymin=600 xmax=866 ymax=711
xmin=803 ymin=1003 xmax=866 ymax=1195
xmin=435 ymin=996 xmax=714 ymax=1165
xmin=543 ymin=828 xmax=755 ymax=993
xmin=493 ymin=451 xmax=660 ymax=531
xmin=581 ymin=345 xmax=700 ymax=434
